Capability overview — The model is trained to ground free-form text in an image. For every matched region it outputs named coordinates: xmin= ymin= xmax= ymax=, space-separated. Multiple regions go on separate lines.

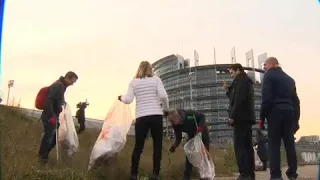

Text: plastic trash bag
xmin=184 ymin=134 xmax=215 ymax=180
xmin=254 ymin=147 xmax=263 ymax=168
xmin=88 ymin=100 xmax=133 ymax=171
xmin=58 ymin=102 xmax=79 ymax=156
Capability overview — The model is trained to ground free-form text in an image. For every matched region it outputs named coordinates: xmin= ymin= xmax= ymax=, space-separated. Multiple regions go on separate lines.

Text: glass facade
xmin=153 ymin=58 xmax=265 ymax=144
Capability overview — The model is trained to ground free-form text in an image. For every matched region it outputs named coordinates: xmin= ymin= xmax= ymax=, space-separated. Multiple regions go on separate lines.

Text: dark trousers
xmin=77 ymin=119 xmax=86 ymax=134
xmin=233 ymin=125 xmax=255 ymax=178
xmin=38 ymin=119 xmax=58 ymax=160
xmin=184 ymin=128 xmax=210 ymax=179
xmin=131 ymin=115 xmax=163 ymax=176
xmin=267 ymin=110 xmax=298 ymax=179
xmin=262 ymin=161 xmax=267 ymax=170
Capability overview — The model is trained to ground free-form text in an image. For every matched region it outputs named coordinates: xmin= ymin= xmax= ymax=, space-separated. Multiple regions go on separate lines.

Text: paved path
xmin=214 ymin=165 xmax=318 ymax=180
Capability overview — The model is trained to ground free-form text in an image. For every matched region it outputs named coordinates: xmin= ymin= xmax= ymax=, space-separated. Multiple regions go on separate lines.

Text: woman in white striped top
xmin=118 ymin=61 xmax=169 ymax=180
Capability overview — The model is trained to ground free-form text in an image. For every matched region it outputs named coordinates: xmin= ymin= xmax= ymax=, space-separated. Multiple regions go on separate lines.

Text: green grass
xmin=0 ymin=105 xmax=236 ymax=180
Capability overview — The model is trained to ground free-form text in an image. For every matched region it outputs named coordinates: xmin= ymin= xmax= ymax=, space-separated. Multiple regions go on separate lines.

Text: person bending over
xmin=167 ymin=109 xmax=210 ymax=180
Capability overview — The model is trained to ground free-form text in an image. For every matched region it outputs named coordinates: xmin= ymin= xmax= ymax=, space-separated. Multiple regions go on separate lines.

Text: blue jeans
xmin=38 ymin=118 xmax=59 ymax=159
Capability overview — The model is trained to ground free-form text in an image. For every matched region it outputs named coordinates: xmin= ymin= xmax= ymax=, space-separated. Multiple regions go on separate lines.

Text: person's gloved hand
xmin=118 ymin=95 xmax=122 ymax=101
xmin=49 ymin=116 xmax=57 ymax=128
xmin=228 ymin=118 xmax=234 ymax=126
xmin=169 ymin=145 xmax=176 ymax=153
xmin=258 ymin=120 xmax=265 ymax=130
xmin=196 ymin=126 xmax=204 ymax=133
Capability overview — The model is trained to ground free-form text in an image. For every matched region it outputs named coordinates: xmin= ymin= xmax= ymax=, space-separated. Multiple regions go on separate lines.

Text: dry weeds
xmin=0 ymin=105 xmax=235 ymax=180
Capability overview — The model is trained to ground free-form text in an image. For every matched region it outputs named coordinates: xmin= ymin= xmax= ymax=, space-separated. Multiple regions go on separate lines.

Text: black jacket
xmin=227 ymin=72 xmax=256 ymax=126
xmin=254 ymin=130 xmax=268 ymax=161
xmin=259 ymin=67 xmax=300 ymax=123
xmin=172 ymin=110 xmax=208 ymax=147
xmin=41 ymin=76 xmax=67 ymax=120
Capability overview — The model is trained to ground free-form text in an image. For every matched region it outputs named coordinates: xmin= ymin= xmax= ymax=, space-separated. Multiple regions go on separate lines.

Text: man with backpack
xmin=166 ymin=109 xmax=210 ymax=180
xmin=36 ymin=71 xmax=78 ymax=163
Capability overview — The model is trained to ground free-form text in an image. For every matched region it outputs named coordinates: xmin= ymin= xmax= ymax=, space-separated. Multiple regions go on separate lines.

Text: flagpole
xmin=214 ymin=47 xmax=217 ymax=65
xmin=181 ymin=41 xmax=184 ymax=56
xmin=213 ymin=47 xmax=220 ymax=133
xmin=189 ymin=58 xmax=193 ymax=110
xmin=234 ymin=47 xmax=236 ymax=63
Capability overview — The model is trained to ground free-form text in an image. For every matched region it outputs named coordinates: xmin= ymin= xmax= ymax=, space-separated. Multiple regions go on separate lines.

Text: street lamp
xmin=7 ymin=80 xmax=14 ymax=106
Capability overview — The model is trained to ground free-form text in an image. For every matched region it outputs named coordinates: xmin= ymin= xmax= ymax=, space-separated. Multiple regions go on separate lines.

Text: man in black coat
xmin=259 ymin=57 xmax=300 ymax=180
xmin=224 ymin=63 xmax=256 ymax=180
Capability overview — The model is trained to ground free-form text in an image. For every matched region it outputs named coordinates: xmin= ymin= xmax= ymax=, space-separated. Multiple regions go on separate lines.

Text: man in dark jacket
xmin=254 ymin=129 xmax=268 ymax=171
xmin=166 ymin=109 xmax=210 ymax=180
xmin=224 ymin=63 xmax=256 ymax=180
xmin=259 ymin=57 xmax=300 ymax=180
xmin=38 ymin=71 xmax=78 ymax=163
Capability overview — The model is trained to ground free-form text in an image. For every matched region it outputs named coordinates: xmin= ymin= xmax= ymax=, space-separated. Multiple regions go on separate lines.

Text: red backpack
xmin=35 ymin=86 xmax=50 ymax=110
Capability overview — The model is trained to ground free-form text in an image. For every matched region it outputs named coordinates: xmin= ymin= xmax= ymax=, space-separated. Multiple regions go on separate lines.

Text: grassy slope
xmin=0 ymin=105 xmax=235 ymax=180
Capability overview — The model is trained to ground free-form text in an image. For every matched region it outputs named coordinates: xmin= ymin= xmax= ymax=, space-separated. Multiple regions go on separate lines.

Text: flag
xmin=194 ymin=50 xmax=199 ymax=66
xmin=231 ymin=47 xmax=236 ymax=64
xmin=213 ymin=47 xmax=217 ymax=65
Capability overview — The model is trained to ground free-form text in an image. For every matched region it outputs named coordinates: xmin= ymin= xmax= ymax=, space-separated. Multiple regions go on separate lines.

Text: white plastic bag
xmin=58 ymin=102 xmax=79 ymax=156
xmin=254 ymin=147 xmax=263 ymax=168
xmin=88 ymin=100 xmax=133 ymax=171
xmin=184 ymin=134 xmax=215 ymax=180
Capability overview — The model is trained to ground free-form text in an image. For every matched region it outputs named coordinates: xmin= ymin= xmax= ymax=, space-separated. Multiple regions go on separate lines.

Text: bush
xmin=224 ymin=144 xmax=238 ymax=172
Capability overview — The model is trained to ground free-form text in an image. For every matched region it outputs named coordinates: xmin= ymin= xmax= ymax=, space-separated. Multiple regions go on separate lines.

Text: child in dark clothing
xmin=76 ymin=100 xmax=89 ymax=134
xmin=166 ymin=109 xmax=210 ymax=180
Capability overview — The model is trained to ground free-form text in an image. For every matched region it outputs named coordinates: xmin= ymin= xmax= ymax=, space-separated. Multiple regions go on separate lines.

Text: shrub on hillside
xmin=224 ymin=144 xmax=238 ymax=172
xmin=1 ymin=105 xmax=236 ymax=179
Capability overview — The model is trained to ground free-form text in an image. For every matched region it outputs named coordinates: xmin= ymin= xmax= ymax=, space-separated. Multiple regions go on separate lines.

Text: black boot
xmin=236 ymin=175 xmax=253 ymax=180
xmin=129 ymin=174 xmax=138 ymax=180
xmin=262 ymin=161 xmax=267 ymax=171
xmin=149 ymin=174 xmax=160 ymax=180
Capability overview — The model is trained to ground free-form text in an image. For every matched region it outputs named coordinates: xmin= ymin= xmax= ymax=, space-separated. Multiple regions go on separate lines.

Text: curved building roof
xmin=152 ymin=54 xmax=181 ymax=67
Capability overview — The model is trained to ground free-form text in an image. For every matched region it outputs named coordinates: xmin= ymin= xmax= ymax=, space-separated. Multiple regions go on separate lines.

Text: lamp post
xmin=7 ymin=80 xmax=14 ymax=106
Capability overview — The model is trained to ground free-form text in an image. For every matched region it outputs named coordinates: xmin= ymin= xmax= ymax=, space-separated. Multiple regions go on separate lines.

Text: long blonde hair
xmin=135 ymin=61 xmax=153 ymax=79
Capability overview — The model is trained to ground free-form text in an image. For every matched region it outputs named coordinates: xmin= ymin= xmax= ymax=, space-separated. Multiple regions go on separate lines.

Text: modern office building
xmin=152 ymin=54 xmax=265 ymax=144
